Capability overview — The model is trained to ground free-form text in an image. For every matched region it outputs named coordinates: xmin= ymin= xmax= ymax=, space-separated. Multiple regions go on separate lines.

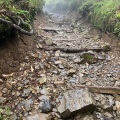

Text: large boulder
xmin=57 ymin=88 xmax=95 ymax=118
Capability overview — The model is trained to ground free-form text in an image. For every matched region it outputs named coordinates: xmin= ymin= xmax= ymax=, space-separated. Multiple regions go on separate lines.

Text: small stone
xmin=54 ymin=81 xmax=64 ymax=85
xmin=82 ymin=115 xmax=95 ymax=120
xmin=55 ymin=50 xmax=60 ymax=57
xmin=36 ymin=43 xmax=43 ymax=48
xmin=44 ymin=38 xmax=53 ymax=46
xmin=5 ymin=82 xmax=12 ymax=89
xmin=30 ymin=53 xmax=39 ymax=58
xmin=39 ymin=76 xmax=47 ymax=84
xmin=67 ymin=69 xmax=76 ymax=75
xmin=39 ymin=95 xmax=52 ymax=113
xmin=54 ymin=61 xmax=62 ymax=65
xmin=22 ymin=89 xmax=31 ymax=97
xmin=23 ymin=113 xmax=49 ymax=120
xmin=40 ymin=88 xmax=49 ymax=95
xmin=34 ymin=64 xmax=40 ymax=70
xmin=115 ymin=101 xmax=120 ymax=113
xmin=24 ymin=99 xmax=33 ymax=112
xmin=104 ymin=112 xmax=113 ymax=119
xmin=58 ymin=64 xmax=64 ymax=69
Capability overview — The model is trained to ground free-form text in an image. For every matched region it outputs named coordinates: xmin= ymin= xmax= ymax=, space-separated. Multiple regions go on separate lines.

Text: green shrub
xmin=76 ymin=0 xmax=120 ymax=37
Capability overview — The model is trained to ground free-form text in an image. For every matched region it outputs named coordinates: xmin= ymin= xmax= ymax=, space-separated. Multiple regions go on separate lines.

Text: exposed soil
xmin=0 ymin=34 xmax=35 ymax=74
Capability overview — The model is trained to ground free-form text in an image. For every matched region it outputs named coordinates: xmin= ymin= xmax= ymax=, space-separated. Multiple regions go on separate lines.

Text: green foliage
xmin=0 ymin=0 xmax=36 ymax=35
xmin=0 ymin=107 xmax=12 ymax=120
xmin=81 ymin=53 xmax=94 ymax=63
xmin=0 ymin=108 xmax=3 ymax=120
xmin=75 ymin=0 xmax=120 ymax=37
xmin=116 ymin=13 xmax=120 ymax=20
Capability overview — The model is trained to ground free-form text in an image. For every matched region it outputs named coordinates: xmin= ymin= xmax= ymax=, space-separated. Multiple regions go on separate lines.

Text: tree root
xmin=0 ymin=18 xmax=33 ymax=36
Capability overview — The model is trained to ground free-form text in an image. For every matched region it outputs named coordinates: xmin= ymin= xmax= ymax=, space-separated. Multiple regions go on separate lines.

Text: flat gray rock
xmin=23 ymin=113 xmax=49 ymax=120
xmin=57 ymin=88 xmax=95 ymax=118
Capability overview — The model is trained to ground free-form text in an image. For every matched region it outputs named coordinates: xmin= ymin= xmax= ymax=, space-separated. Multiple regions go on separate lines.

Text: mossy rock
xmin=81 ymin=52 xmax=97 ymax=64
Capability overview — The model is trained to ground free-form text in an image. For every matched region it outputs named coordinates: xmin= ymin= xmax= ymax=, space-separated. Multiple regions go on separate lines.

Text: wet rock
xmin=57 ymin=88 xmax=95 ymax=118
xmin=39 ymin=95 xmax=52 ymax=113
xmin=23 ymin=113 xmax=49 ymax=120
xmin=44 ymin=38 xmax=53 ymax=46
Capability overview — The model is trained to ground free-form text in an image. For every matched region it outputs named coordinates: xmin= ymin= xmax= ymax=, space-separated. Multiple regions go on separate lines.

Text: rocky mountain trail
xmin=0 ymin=13 xmax=120 ymax=120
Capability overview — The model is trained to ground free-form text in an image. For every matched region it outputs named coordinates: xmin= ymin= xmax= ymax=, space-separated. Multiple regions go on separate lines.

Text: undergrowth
xmin=0 ymin=0 xmax=44 ymax=38
xmin=74 ymin=0 xmax=120 ymax=37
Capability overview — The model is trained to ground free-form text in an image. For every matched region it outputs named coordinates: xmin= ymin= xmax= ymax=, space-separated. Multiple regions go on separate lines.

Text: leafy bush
xmin=0 ymin=0 xmax=44 ymax=38
xmin=77 ymin=0 xmax=120 ymax=37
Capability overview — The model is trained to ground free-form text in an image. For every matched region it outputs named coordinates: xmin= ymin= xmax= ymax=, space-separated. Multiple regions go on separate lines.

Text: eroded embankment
xmin=0 ymin=35 xmax=35 ymax=74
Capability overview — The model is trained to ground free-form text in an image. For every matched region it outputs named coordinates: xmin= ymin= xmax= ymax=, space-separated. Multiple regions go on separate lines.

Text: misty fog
xmin=43 ymin=0 xmax=69 ymax=14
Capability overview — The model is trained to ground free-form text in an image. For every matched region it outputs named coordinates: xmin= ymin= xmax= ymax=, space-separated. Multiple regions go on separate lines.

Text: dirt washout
xmin=0 ymin=12 xmax=120 ymax=120
xmin=0 ymin=35 xmax=35 ymax=74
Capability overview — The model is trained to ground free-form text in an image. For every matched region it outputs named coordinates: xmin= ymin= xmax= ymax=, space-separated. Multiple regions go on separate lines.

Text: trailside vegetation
xmin=0 ymin=0 xmax=44 ymax=39
xmin=71 ymin=0 xmax=120 ymax=37
xmin=62 ymin=0 xmax=120 ymax=37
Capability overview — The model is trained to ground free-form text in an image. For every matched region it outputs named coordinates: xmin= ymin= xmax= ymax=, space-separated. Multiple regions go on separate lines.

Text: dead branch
xmin=53 ymin=39 xmax=76 ymax=42
xmin=0 ymin=18 xmax=33 ymax=36
xmin=41 ymin=27 xmax=71 ymax=33
xmin=74 ymin=85 xmax=120 ymax=95
xmin=41 ymin=46 xmax=111 ymax=53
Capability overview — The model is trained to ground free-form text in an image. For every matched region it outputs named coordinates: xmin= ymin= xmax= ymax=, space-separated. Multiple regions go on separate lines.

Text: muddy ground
xmin=0 ymin=12 xmax=120 ymax=120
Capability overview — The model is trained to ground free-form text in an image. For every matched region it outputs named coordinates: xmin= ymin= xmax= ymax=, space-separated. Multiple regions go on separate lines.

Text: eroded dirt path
xmin=0 ymin=13 xmax=120 ymax=120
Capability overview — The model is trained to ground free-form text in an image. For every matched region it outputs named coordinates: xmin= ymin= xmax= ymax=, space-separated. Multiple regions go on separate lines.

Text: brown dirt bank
xmin=0 ymin=34 xmax=35 ymax=74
